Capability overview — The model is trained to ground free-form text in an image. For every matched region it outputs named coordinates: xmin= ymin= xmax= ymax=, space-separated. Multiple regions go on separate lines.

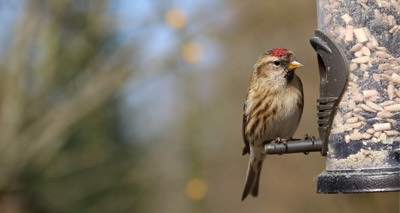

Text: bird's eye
xmin=273 ymin=60 xmax=280 ymax=66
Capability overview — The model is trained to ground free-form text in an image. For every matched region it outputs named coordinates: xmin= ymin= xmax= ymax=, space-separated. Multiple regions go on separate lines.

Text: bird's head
xmin=253 ymin=48 xmax=303 ymax=88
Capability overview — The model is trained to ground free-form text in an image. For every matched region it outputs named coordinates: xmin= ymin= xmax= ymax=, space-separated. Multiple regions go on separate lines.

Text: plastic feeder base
xmin=317 ymin=168 xmax=400 ymax=193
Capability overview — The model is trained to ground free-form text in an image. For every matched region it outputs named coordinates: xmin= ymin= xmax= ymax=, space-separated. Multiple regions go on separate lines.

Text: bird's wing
xmin=296 ymin=75 xmax=304 ymax=123
xmin=242 ymin=110 xmax=250 ymax=155
xmin=242 ymin=89 xmax=251 ymax=155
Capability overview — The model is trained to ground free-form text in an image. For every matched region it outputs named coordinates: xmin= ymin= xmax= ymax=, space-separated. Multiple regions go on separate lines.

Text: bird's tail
xmin=241 ymin=156 xmax=263 ymax=201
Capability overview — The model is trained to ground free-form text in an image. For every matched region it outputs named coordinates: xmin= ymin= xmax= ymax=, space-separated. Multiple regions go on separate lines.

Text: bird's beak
xmin=288 ymin=61 xmax=303 ymax=70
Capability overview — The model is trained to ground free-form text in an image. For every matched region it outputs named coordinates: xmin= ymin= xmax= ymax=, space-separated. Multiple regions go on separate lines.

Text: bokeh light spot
xmin=186 ymin=178 xmax=207 ymax=200
xmin=181 ymin=42 xmax=203 ymax=64
xmin=165 ymin=8 xmax=187 ymax=29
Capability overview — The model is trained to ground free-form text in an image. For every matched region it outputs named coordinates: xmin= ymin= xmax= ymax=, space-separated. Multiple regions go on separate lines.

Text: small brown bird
xmin=241 ymin=48 xmax=304 ymax=201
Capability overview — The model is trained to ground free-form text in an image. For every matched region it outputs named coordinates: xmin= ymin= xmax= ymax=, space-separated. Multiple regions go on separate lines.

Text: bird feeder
xmin=265 ymin=0 xmax=400 ymax=193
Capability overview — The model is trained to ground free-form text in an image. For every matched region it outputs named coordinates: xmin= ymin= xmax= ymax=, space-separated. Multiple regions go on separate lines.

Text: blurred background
xmin=0 ymin=0 xmax=398 ymax=212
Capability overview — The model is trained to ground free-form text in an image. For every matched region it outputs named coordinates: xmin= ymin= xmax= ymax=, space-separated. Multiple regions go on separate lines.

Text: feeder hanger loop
xmin=264 ymin=30 xmax=348 ymax=156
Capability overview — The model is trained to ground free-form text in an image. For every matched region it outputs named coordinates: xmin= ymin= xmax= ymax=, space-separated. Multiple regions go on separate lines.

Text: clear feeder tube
xmin=316 ymin=0 xmax=400 ymax=193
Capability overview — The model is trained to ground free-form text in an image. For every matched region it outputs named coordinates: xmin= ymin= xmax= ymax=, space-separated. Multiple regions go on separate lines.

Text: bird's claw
xmin=304 ymin=134 xmax=315 ymax=142
xmin=271 ymin=137 xmax=279 ymax=144
xmin=303 ymin=134 xmax=315 ymax=155
xmin=273 ymin=137 xmax=287 ymax=145
xmin=271 ymin=137 xmax=288 ymax=155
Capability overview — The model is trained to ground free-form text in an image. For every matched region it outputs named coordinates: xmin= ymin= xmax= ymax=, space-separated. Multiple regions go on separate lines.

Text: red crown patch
xmin=269 ymin=48 xmax=290 ymax=57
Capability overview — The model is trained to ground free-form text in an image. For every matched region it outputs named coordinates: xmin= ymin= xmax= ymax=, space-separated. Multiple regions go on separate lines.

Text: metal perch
xmin=265 ymin=138 xmax=322 ymax=155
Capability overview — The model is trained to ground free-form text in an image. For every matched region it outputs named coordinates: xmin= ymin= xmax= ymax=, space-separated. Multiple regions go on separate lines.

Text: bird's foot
xmin=303 ymin=133 xmax=315 ymax=142
xmin=273 ymin=137 xmax=287 ymax=145
xmin=271 ymin=137 xmax=288 ymax=155
xmin=272 ymin=137 xmax=280 ymax=144
xmin=303 ymin=134 xmax=315 ymax=155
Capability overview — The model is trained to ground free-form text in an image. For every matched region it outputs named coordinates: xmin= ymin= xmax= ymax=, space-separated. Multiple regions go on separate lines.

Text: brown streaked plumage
xmin=241 ymin=48 xmax=304 ymax=201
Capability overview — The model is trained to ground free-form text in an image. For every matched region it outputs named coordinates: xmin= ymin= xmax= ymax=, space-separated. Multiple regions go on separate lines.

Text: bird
xmin=241 ymin=48 xmax=304 ymax=201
